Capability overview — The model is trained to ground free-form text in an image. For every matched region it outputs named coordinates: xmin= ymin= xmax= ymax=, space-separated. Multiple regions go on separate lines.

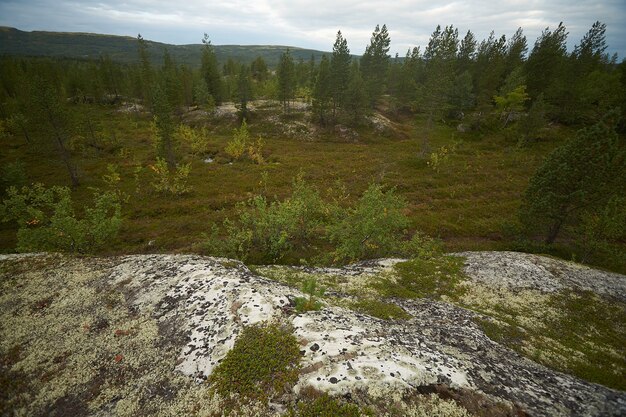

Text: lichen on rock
xmin=1 ymin=252 xmax=625 ymax=416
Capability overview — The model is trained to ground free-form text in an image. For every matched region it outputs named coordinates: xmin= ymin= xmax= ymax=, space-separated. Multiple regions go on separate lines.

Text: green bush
xmin=209 ymin=322 xmax=300 ymax=400
xmin=207 ymin=175 xmax=327 ymax=263
xmin=1 ymin=183 xmax=121 ymax=253
xmin=327 ymin=183 xmax=409 ymax=263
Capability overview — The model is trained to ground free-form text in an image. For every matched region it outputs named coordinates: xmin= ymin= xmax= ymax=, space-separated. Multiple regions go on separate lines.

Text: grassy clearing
xmin=0 ymin=103 xmax=561 ymax=254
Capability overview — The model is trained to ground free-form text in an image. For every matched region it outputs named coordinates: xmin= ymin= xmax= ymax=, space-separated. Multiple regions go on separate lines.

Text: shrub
xmin=209 ymin=322 xmax=300 ymax=400
xmin=225 ymin=119 xmax=249 ymax=159
xmin=175 ymin=124 xmax=210 ymax=157
xmin=207 ymin=176 xmax=326 ymax=263
xmin=327 ymin=184 xmax=409 ymax=263
xmin=0 ymin=183 xmax=121 ymax=253
xmin=149 ymin=157 xmax=192 ymax=195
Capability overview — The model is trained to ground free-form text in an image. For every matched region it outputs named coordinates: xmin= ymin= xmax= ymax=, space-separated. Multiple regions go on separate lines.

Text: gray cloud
xmin=1 ymin=0 xmax=625 ymax=58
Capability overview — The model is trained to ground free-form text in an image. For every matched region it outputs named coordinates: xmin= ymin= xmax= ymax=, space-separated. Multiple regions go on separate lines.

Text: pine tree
xmin=236 ymin=64 xmax=253 ymax=120
xmin=458 ymin=30 xmax=477 ymax=74
xmin=151 ymin=84 xmax=176 ymax=169
xmin=330 ymin=31 xmax=351 ymax=118
xmin=312 ymin=55 xmax=331 ymax=125
xmin=30 ymin=75 xmax=79 ymax=187
xmin=361 ymin=24 xmax=391 ymax=106
xmin=519 ymin=111 xmax=625 ymax=243
xmin=345 ymin=61 xmax=368 ymax=125
xmin=277 ymin=50 xmax=295 ymax=112
xmin=137 ymin=34 xmax=153 ymax=108
xmin=525 ymin=23 xmax=568 ymax=105
xmin=418 ymin=25 xmax=458 ymax=154
xmin=201 ymin=34 xmax=223 ymax=105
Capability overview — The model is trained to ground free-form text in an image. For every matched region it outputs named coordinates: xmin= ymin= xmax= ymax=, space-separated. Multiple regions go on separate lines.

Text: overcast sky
xmin=1 ymin=0 xmax=625 ymax=58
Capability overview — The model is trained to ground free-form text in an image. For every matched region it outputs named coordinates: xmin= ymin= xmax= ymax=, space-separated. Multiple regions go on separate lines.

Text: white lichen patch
xmin=458 ymin=282 xmax=561 ymax=333
xmin=292 ymin=307 xmax=469 ymax=395
xmin=456 ymin=251 xmax=626 ymax=301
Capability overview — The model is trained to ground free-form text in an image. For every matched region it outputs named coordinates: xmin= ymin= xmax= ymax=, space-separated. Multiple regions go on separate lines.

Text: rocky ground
xmin=1 ymin=251 xmax=624 ymax=416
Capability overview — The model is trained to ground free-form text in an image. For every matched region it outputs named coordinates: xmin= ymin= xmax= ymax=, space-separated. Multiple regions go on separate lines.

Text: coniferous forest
xmin=0 ymin=22 xmax=625 ymax=272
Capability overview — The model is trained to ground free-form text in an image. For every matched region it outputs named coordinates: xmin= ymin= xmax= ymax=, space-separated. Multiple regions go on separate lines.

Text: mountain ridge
xmin=0 ymin=26 xmax=333 ymax=67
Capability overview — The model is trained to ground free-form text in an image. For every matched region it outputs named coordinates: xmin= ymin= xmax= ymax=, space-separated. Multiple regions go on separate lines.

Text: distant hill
xmin=0 ymin=27 xmax=332 ymax=68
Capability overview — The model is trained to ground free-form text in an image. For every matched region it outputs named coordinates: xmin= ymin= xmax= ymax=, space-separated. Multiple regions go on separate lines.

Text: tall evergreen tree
xmin=161 ymin=49 xmax=183 ymax=112
xmin=330 ymin=31 xmax=351 ymax=118
xmin=458 ymin=30 xmax=477 ymax=74
xmin=151 ymin=83 xmax=176 ymax=169
xmin=31 ymin=75 xmax=79 ymax=186
xmin=345 ymin=61 xmax=368 ymax=124
xmin=525 ymin=23 xmax=569 ymax=106
xmin=361 ymin=24 xmax=391 ymax=106
xmin=236 ymin=64 xmax=253 ymax=120
xmin=137 ymin=34 xmax=153 ymax=108
xmin=201 ymin=33 xmax=223 ymax=105
xmin=505 ymin=28 xmax=528 ymax=73
xmin=416 ymin=25 xmax=459 ymax=154
xmin=474 ymin=31 xmax=507 ymax=108
xmin=277 ymin=50 xmax=296 ymax=112
xmin=312 ymin=55 xmax=331 ymax=125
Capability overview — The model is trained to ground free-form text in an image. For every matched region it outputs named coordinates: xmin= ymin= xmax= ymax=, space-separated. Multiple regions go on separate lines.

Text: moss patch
xmin=209 ymin=322 xmax=301 ymax=400
xmin=349 ymin=299 xmax=412 ymax=321
xmin=372 ymin=256 xmax=467 ymax=300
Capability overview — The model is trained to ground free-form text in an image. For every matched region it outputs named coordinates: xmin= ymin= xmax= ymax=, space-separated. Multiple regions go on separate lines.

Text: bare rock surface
xmin=1 ymin=252 xmax=625 ymax=416
xmin=456 ymin=251 xmax=626 ymax=302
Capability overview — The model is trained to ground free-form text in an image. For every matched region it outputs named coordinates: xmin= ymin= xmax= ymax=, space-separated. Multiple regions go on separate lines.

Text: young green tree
xmin=277 ymin=49 xmax=296 ymax=112
xmin=161 ymin=49 xmax=183 ymax=111
xmin=519 ymin=111 xmax=625 ymax=244
xmin=330 ymin=30 xmax=351 ymax=118
xmin=151 ymin=84 xmax=177 ymax=169
xmin=201 ymin=33 xmax=223 ymax=105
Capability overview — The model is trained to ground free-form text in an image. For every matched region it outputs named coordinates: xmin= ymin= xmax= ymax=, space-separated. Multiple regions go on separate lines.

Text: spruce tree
xmin=330 ymin=31 xmax=351 ymax=118
xmin=361 ymin=24 xmax=391 ymax=106
xmin=201 ymin=34 xmax=223 ymax=105
xmin=312 ymin=55 xmax=331 ymax=125
xmin=277 ymin=50 xmax=295 ymax=112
